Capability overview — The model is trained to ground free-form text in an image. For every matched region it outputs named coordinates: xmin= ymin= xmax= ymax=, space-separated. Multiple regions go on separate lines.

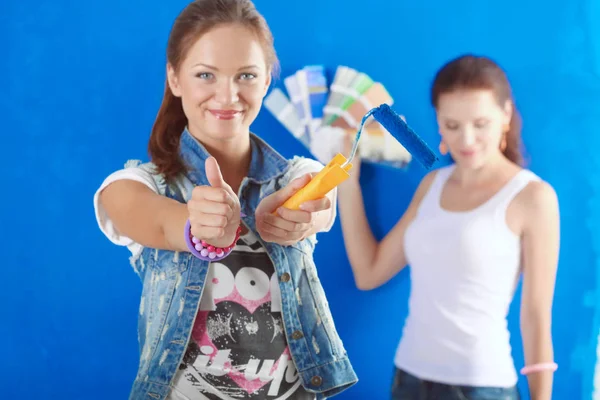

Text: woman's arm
xmin=338 ymin=171 xmax=436 ymax=290
xmin=518 ymin=181 xmax=560 ymax=400
xmin=98 ymin=157 xmax=241 ymax=252
xmin=100 ymin=180 xmax=190 ymax=252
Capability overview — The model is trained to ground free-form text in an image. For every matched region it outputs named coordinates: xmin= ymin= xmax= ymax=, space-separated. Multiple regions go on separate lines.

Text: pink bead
xmin=200 ymin=249 xmax=209 ymax=257
xmin=207 ymin=245 xmax=215 ymax=252
xmin=209 ymin=252 xmax=216 ymax=259
xmin=192 ymin=237 xmax=201 ymax=244
xmin=194 ymin=243 xmax=203 ymax=251
xmin=216 ymin=248 xmax=224 ymax=256
xmin=201 ymin=240 xmax=208 ymax=247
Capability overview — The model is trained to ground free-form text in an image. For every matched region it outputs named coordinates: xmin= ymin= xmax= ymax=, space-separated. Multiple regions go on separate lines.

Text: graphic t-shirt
xmin=93 ymin=158 xmax=333 ymax=399
xmin=167 ymin=230 xmax=315 ymax=400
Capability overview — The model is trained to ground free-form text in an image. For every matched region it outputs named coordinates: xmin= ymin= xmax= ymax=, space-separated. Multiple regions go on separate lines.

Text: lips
xmin=209 ymin=109 xmax=241 ymax=120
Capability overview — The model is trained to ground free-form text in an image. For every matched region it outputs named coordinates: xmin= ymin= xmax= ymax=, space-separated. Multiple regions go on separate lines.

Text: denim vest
xmin=125 ymin=129 xmax=357 ymax=399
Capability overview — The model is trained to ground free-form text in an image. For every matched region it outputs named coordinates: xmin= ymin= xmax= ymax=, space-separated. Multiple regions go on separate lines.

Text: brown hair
xmin=148 ymin=0 xmax=279 ymax=180
xmin=430 ymin=54 xmax=525 ymax=166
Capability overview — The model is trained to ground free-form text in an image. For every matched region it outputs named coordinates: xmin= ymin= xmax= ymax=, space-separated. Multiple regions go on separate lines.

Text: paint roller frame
xmin=276 ymin=104 xmax=439 ymax=213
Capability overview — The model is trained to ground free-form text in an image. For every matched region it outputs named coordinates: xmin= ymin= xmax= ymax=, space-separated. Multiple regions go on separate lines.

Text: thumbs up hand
xmin=187 ymin=157 xmax=241 ymax=248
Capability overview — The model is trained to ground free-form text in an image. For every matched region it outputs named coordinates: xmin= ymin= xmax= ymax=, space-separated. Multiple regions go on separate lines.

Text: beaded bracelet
xmin=184 ymin=219 xmax=242 ymax=261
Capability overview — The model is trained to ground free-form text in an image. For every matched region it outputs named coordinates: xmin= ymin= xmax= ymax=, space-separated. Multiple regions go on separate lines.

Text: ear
xmin=167 ymin=63 xmax=182 ymax=97
xmin=435 ymin=114 xmax=444 ymax=134
xmin=262 ymin=70 xmax=272 ymax=98
xmin=503 ymin=99 xmax=513 ymax=124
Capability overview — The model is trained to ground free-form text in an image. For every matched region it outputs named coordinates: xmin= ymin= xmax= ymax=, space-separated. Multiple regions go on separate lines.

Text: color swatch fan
xmin=265 ymin=65 xmax=412 ymax=168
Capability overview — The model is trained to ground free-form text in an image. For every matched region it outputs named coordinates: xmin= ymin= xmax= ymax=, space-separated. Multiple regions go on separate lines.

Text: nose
xmin=214 ymin=79 xmax=239 ymax=105
xmin=460 ymin=127 xmax=476 ymax=147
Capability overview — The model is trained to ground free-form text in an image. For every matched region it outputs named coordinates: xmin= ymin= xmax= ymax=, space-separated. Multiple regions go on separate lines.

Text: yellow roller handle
xmin=277 ymin=153 xmax=353 ymax=212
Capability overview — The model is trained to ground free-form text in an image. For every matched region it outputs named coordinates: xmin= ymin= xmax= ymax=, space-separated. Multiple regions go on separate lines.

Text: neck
xmin=453 ymin=153 xmax=511 ymax=186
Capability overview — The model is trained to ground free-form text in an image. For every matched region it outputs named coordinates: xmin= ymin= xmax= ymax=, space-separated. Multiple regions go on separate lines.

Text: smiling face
xmin=167 ymin=23 xmax=272 ymax=144
xmin=436 ymin=89 xmax=512 ymax=169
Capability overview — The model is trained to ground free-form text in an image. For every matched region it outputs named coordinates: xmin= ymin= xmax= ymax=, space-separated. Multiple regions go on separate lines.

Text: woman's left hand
xmin=255 ymin=173 xmax=332 ymax=246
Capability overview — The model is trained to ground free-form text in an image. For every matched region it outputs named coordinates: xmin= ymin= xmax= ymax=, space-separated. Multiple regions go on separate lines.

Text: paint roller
xmin=276 ymin=103 xmax=439 ymax=212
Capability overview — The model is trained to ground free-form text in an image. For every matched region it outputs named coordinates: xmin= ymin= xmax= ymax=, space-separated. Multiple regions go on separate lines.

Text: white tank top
xmin=395 ymin=164 xmax=540 ymax=387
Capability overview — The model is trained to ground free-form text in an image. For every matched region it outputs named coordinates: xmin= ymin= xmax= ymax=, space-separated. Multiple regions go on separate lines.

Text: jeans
xmin=391 ymin=368 xmax=521 ymax=400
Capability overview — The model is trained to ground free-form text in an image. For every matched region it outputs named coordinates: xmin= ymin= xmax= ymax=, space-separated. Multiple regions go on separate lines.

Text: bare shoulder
xmin=520 ymin=179 xmax=558 ymax=211
xmin=410 ymin=167 xmax=442 ymax=206
xmin=415 ymin=167 xmax=444 ymax=193
xmin=515 ymin=178 xmax=560 ymax=225
xmin=422 ymin=168 xmax=439 ymax=184
xmin=418 ymin=168 xmax=440 ymax=190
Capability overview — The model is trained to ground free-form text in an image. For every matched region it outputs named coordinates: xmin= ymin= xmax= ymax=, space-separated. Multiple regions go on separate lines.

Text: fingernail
xmin=299 ymin=204 xmax=306 ymax=210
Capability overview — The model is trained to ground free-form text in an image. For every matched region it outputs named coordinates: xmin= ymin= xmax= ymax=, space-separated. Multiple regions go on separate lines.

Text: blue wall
xmin=4 ymin=0 xmax=600 ymax=398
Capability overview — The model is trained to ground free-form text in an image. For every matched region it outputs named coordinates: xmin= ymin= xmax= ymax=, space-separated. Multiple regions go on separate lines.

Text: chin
xmin=455 ymin=155 xmax=485 ymax=169
xmin=208 ymin=126 xmax=248 ymax=141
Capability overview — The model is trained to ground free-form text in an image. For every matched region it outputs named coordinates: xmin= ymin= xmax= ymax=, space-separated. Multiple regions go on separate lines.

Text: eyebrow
xmin=192 ymin=63 xmax=260 ymax=70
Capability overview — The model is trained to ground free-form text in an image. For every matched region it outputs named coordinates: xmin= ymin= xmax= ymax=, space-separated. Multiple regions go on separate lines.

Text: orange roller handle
xmin=276 ymin=153 xmax=353 ymax=212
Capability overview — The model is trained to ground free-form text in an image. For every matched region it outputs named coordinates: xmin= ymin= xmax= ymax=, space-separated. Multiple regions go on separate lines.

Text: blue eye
xmin=196 ymin=72 xmax=213 ymax=80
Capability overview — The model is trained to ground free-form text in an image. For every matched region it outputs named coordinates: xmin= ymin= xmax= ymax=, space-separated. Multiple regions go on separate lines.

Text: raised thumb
xmin=205 ymin=157 xmax=226 ymax=188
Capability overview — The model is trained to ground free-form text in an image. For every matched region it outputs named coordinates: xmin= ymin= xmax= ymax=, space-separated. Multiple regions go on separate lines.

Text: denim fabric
xmin=124 ymin=129 xmax=357 ymax=399
xmin=391 ymin=368 xmax=520 ymax=400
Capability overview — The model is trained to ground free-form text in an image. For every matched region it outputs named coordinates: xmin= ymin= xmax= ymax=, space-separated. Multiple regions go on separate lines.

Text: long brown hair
xmin=430 ymin=54 xmax=525 ymax=166
xmin=148 ymin=0 xmax=279 ymax=180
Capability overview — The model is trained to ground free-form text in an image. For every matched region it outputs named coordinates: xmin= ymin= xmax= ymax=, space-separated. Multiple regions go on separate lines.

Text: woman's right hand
xmin=187 ymin=157 xmax=241 ymax=248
